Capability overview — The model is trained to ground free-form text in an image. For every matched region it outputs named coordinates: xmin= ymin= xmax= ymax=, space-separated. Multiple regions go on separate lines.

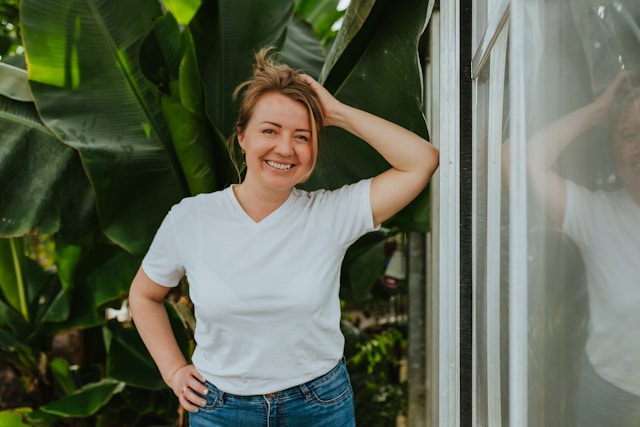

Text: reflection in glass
xmin=525 ymin=2 xmax=640 ymax=425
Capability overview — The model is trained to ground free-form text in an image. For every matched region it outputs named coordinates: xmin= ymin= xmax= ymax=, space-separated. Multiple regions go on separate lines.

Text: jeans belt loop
xmin=299 ymin=383 xmax=313 ymax=402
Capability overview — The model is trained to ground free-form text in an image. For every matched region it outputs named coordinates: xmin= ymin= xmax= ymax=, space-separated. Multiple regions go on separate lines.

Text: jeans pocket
xmin=197 ymin=382 xmax=223 ymax=410
xmin=308 ymin=369 xmax=353 ymax=406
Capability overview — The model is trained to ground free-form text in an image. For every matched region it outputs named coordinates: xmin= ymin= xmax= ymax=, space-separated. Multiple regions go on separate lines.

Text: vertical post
xmin=407 ymin=232 xmax=427 ymax=427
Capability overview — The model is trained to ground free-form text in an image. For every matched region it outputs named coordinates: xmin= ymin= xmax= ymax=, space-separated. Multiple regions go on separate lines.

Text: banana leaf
xmin=35 ymin=378 xmax=125 ymax=418
xmin=306 ymin=0 xmax=433 ymax=231
xmin=21 ymin=0 xmax=187 ymax=256
xmin=0 ymin=64 xmax=99 ymax=243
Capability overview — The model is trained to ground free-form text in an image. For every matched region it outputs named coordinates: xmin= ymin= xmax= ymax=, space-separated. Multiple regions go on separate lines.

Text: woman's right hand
xmin=169 ymin=364 xmax=209 ymax=413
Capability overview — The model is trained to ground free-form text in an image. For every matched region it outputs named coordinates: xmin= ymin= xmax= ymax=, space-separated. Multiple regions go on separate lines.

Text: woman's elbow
xmin=421 ymin=144 xmax=440 ymax=183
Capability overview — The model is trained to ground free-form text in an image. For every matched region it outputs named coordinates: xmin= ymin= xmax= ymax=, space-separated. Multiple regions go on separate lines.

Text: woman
xmin=527 ymin=70 xmax=640 ymax=426
xmin=128 ymin=48 xmax=439 ymax=426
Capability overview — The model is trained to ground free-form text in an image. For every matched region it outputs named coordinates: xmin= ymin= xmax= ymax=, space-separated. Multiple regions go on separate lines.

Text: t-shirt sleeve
xmin=141 ymin=210 xmax=185 ymax=287
xmin=321 ymin=178 xmax=380 ymax=245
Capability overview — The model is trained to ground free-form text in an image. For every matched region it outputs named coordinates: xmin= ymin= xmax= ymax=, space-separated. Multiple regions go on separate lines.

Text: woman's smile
xmin=266 ymin=160 xmax=293 ymax=170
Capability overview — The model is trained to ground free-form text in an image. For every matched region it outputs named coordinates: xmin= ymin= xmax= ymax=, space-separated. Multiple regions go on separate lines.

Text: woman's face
xmin=612 ymin=97 xmax=640 ymax=192
xmin=238 ymin=92 xmax=315 ymax=192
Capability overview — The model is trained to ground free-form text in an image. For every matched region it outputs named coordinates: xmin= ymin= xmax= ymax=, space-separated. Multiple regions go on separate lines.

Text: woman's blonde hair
xmin=228 ymin=47 xmax=325 ymax=182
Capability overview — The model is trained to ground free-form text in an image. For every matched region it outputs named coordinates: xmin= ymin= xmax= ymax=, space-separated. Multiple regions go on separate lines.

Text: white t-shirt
xmin=563 ymin=181 xmax=640 ymax=396
xmin=142 ymin=179 xmax=378 ymax=395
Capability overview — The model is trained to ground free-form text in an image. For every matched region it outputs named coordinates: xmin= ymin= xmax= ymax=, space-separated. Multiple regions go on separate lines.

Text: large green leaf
xmin=319 ymin=0 xmax=376 ymax=84
xmin=140 ymin=14 xmax=229 ymax=194
xmin=281 ymin=14 xmax=327 ymax=78
xmin=105 ymin=320 xmax=165 ymax=390
xmin=21 ymin=0 xmax=187 ymax=255
xmin=54 ymin=244 xmax=137 ymax=330
xmin=106 ymin=305 xmax=190 ymax=390
xmin=305 ymin=0 xmax=433 ymax=231
xmin=0 ymin=65 xmax=99 ymax=242
xmin=37 ymin=378 xmax=125 ymax=417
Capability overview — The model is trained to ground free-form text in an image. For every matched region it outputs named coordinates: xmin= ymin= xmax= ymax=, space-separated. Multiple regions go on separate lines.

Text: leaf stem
xmin=9 ymin=238 xmax=29 ymax=322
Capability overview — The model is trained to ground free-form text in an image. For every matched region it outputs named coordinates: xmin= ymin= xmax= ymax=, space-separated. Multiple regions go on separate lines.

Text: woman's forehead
xmin=251 ymin=93 xmax=310 ymax=122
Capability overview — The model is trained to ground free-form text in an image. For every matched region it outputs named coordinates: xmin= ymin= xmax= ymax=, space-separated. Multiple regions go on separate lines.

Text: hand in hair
xmin=298 ymin=74 xmax=343 ymax=127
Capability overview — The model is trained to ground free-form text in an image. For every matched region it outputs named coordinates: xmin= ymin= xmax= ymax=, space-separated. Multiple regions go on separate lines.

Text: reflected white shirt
xmin=564 ymin=181 xmax=640 ymax=396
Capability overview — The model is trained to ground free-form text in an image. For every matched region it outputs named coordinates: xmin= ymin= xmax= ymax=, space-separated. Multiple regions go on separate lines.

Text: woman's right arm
xmin=526 ymin=71 xmax=627 ymax=227
xmin=128 ymin=267 xmax=207 ymax=412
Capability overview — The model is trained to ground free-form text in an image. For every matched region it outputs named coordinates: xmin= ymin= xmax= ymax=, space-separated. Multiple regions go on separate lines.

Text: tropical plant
xmin=348 ymin=326 xmax=408 ymax=427
xmin=0 ymin=0 xmax=432 ymax=424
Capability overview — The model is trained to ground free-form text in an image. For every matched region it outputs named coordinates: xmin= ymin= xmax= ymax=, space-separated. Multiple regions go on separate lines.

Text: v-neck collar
xmin=227 ymin=185 xmax=296 ymax=226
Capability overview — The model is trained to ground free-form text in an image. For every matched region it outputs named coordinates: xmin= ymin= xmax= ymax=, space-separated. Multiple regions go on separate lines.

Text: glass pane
xmin=474 ymin=0 xmax=489 ymax=49
xmin=474 ymin=61 xmax=490 ymax=427
xmin=522 ymin=1 xmax=640 ymax=425
xmin=498 ymin=42 xmax=510 ymax=427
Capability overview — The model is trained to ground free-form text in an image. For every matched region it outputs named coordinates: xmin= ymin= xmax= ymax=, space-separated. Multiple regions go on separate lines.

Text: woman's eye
xmin=263 ymin=129 xmax=275 ymax=135
xmin=295 ymin=134 xmax=310 ymax=142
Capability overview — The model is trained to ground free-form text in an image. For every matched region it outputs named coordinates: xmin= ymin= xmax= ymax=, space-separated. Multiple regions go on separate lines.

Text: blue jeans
xmin=189 ymin=359 xmax=356 ymax=427
xmin=576 ymin=357 xmax=640 ymax=427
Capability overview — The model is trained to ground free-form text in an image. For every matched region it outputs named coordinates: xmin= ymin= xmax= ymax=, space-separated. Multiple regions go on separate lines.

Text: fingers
xmin=171 ymin=365 xmax=209 ymax=413
xmin=180 ymin=382 xmax=209 ymax=413
xmin=300 ymin=74 xmax=331 ymax=99
xmin=299 ymin=73 xmax=343 ymax=125
xmin=299 ymin=73 xmax=319 ymax=86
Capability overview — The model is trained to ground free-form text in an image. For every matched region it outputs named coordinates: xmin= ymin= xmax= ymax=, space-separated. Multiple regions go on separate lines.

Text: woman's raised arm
xmin=300 ymin=75 xmax=439 ymax=227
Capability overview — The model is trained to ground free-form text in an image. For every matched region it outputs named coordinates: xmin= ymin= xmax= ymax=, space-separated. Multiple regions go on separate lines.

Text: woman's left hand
xmin=299 ymin=74 xmax=343 ymax=126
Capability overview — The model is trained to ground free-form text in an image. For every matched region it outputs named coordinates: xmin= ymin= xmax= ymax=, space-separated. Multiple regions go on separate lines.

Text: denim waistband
xmin=202 ymin=358 xmax=347 ymax=402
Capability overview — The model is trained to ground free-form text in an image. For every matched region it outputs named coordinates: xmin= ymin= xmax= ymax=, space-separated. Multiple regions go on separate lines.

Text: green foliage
xmin=346 ymin=326 xmax=408 ymax=426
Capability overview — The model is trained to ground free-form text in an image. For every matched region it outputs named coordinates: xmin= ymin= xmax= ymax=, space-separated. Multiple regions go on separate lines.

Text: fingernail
xmin=201 ymin=399 xmax=206 ymax=407
xmin=203 ymin=388 xmax=208 ymax=395
xmin=191 ymin=408 xmax=199 ymax=413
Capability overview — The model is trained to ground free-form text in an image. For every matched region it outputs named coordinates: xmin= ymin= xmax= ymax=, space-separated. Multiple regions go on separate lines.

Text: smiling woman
xmin=128 ymin=47 xmax=438 ymax=427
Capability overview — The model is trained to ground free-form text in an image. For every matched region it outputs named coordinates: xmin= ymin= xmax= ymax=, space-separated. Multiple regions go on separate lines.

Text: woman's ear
xmin=237 ymin=126 xmax=245 ymax=149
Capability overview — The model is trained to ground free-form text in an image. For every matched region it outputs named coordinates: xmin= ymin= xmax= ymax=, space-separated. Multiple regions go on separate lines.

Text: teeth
xmin=267 ymin=161 xmax=292 ymax=170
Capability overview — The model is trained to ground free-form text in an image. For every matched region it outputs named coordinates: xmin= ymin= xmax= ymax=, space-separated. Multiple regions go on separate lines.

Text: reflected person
xmin=527 ymin=70 xmax=640 ymax=427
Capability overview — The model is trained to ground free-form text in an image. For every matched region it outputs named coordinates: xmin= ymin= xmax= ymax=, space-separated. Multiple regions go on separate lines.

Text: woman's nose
xmin=274 ymin=135 xmax=295 ymax=155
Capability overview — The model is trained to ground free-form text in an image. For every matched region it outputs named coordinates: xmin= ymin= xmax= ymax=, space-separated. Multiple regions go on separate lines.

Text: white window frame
xmin=430 ymin=1 xmax=461 ymax=425
xmin=470 ymin=0 xmax=529 ymax=426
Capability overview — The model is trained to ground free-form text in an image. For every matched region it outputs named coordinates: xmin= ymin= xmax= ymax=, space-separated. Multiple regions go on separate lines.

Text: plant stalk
xmin=9 ymin=237 xmax=29 ymax=322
